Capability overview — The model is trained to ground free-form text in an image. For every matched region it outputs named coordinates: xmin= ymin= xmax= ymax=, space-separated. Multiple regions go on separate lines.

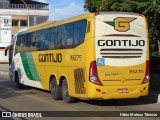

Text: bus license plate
xmin=118 ymin=88 xmax=128 ymax=93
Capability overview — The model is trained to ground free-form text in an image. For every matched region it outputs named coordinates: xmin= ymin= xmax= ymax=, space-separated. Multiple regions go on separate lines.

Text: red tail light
xmin=142 ymin=61 xmax=150 ymax=84
xmin=89 ymin=61 xmax=102 ymax=86
xmin=139 ymin=14 xmax=144 ymax=17
xmin=95 ymin=12 xmax=100 ymax=16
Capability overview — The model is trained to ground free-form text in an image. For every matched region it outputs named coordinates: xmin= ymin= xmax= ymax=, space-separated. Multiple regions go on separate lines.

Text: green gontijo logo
xmin=105 ymin=17 xmax=136 ymax=32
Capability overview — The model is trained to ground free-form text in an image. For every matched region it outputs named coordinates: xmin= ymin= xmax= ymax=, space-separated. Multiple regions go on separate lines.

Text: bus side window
xmin=17 ymin=35 xmax=23 ymax=46
xmin=67 ymin=38 xmax=73 ymax=46
xmin=16 ymin=35 xmax=23 ymax=52
xmin=74 ymin=20 xmax=86 ymax=46
xmin=49 ymin=28 xmax=55 ymax=49
xmin=61 ymin=25 xmax=66 ymax=48
xmin=25 ymin=33 xmax=31 ymax=48
xmin=63 ymin=23 xmax=74 ymax=48
xmin=20 ymin=36 xmax=25 ymax=47
xmin=16 ymin=35 xmax=21 ymax=46
xmin=37 ymin=29 xmax=49 ymax=50
xmin=23 ymin=33 xmax=30 ymax=52
xmin=53 ymin=27 xmax=61 ymax=49
xmin=30 ymin=32 xmax=37 ymax=51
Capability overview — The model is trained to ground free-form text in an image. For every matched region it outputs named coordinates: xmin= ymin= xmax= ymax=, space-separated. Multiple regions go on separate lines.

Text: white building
xmin=0 ymin=0 xmax=49 ymax=64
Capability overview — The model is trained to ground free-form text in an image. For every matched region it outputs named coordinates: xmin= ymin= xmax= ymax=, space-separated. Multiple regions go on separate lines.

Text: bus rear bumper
xmin=87 ymin=82 xmax=149 ymax=100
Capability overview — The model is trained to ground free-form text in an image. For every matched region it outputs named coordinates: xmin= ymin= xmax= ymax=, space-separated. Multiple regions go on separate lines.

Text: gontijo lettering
xmin=98 ymin=40 xmax=145 ymax=46
xmin=39 ymin=53 xmax=62 ymax=63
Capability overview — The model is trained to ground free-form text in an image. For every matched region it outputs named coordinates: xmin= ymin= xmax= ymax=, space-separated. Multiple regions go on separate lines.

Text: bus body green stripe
xmin=20 ymin=52 xmax=34 ymax=80
xmin=20 ymin=52 xmax=42 ymax=82
xmin=25 ymin=52 xmax=41 ymax=81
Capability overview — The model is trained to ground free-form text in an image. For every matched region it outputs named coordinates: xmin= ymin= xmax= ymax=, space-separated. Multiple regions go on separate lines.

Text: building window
xmin=12 ymin=20 xmax=19 ymax=26
xmin=20 ymin=20 xmax=27 ymax=26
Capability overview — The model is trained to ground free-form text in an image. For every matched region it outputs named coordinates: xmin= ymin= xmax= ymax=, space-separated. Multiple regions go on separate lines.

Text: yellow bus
xmin=6 ymin=12 xmax=149 ymax=103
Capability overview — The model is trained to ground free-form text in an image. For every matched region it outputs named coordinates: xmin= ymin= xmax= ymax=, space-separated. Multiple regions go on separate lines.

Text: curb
xmin=0 ymin=71 xmax=9 ymax=76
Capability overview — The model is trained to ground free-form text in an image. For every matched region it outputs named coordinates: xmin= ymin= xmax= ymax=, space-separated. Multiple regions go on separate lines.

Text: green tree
xmin=84 ymin=0 xmax=160 ymax=57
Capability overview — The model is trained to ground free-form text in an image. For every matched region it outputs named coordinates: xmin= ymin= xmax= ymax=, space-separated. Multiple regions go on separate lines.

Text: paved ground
xmin=0 ymin=64 xmax=9 ymax=72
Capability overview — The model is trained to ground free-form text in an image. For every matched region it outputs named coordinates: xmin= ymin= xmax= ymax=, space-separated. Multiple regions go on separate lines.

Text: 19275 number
xmin=70 ymin=55 xmax=82 ymax=61
xmin=130 ymin=70 xmax=144 ymax=74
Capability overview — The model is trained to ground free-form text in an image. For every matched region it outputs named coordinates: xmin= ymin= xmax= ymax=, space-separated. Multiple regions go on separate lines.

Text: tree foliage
xmin=84 ymin=0 xmax=160 ymax=56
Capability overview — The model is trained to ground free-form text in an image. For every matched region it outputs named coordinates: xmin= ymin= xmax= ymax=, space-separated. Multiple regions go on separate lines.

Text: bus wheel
xmin=15 ymin=72 xmax=23 ymax=88
xmin=50 ymin=78 xmax=62 ymax=100
xmin=62 ymin=79 xmax=75 ymax=103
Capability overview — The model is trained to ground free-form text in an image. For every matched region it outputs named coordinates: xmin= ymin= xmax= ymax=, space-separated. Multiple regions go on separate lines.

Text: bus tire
xmin=15 ymin=72 xmax=23 ymax=88
xmin=50 ymin=78 xmax=62 ymax=100
xmin=62 ymin=79 xmax=75 ymax=103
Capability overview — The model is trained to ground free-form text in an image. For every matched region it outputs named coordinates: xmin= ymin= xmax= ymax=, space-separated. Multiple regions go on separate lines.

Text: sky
xmin=34 ymin=0 xmax=88 ymax=21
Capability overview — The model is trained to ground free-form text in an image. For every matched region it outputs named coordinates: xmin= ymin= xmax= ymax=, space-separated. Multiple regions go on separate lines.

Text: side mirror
xmin=4 ymin=46 xmax=9 ymax=56
xmin=5 ymin=50 xmax=7 ymax=56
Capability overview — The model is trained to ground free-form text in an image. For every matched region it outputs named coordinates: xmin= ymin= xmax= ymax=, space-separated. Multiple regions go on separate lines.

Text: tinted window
xmin=62 ymin=23 xmax=74 ymax=48
xmin=16 ymin=35 xmax=22 ymax=46
xmin=74 ymin=20 xmax=86 ymax=46
xmin=15 ymin=19 xmax=87 ymax=52
xmin=37 ymin=29 xmax=49 ymax=50
xmin=53 ymin=27 xmax=61 ymax=49
xmin=30 ymin=32 xmax=37 ymax=49
xmin=26 ymin=33 xmax=31 ymax=47
xmin=48 ymin=28 xmax=55 ymax=49
xmin=23 ymin=34 xmax=29 ymax=47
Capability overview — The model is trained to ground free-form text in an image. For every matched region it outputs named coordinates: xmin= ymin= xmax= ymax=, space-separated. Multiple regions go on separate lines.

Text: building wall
xmin=0 ymin=1 xmax=49 ymax=63
xmin=0 ymin=15 xmax=12 ymax=63
xmin=12 ymin=16 xmax=27 ymax=36
xmin=0 ymin=9 xmax=49 ymax=16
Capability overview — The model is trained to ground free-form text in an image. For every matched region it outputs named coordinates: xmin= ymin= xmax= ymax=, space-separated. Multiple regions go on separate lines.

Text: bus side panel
xmin=56 ymin=49 xmax=87 ymax=98
xmin=13 ymin=53 xmax=35 ymax=87
xmin=81 ymin=16 xmax=96 ymax=98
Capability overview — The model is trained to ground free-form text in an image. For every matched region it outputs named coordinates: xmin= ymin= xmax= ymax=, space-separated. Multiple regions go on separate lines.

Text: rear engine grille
xmin=100 ymin=49 xmax=143 ymax=58
xmin=74 ymin=68 xmax=86 ymax=94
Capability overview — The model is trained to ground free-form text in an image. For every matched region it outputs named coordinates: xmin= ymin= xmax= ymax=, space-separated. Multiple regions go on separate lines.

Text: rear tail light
xmin=95 ymin=12 xmax=100 ymax=16
xmin=139 ymin=14 xmax=144 ymax=17
xmin=89 ymin=60 xmax=102 ymax=86
xmin=142 ymin=61 xmax=150 ymax=84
